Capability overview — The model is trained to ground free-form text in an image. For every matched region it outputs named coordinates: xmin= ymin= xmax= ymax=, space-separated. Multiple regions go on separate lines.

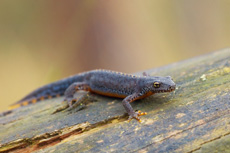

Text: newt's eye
xmin=153 ymin=82 xmax=161 ymax=88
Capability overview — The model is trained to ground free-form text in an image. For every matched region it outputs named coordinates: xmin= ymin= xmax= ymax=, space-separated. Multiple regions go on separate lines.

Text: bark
xmin=1 ymin=48 xmax=230 ymax=153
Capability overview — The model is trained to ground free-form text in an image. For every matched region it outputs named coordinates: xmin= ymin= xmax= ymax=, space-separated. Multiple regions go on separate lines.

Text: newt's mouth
xmin=155 ymin=86 xmax=175 ymax=93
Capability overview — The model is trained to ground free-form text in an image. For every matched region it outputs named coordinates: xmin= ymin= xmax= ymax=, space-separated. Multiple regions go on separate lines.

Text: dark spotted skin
xmin=11 ymin=69 xmax=176 ymax=122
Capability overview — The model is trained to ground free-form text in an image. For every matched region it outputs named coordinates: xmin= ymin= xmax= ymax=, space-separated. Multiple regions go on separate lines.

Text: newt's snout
xmin=169 ymin=85 xmax=176 ymax=91
xmin=167 ymin=78 xmax=176 ymax=92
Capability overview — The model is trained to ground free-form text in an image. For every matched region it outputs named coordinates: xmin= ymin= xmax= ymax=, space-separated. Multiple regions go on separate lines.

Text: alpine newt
xmin=11 ymin=69 xmax=176 ymax=122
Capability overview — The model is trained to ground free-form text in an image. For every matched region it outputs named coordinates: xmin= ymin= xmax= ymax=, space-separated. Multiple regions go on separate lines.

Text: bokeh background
xmin=0 ymin=0 xmax=230 ymax=111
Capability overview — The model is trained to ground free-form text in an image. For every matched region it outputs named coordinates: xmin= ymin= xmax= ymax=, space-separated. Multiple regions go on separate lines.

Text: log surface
xmin=1 ymin=48 xmax=230 ymax=153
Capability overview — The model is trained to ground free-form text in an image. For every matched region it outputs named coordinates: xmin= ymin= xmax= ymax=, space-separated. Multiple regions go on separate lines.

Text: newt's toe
xmin=137 ymin=110 xmax=147 ymax=116
xmin=128 ymin=110 xmax=147 ymax=123
xmin=128 ymin=116 xmax=142 ymax=123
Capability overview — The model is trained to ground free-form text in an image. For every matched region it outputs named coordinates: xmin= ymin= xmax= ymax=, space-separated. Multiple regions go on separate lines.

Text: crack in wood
xmin=188 ymin=132 xmax=230 ymax=153
xmin=0 ymin=114 xmax=128 ymax=153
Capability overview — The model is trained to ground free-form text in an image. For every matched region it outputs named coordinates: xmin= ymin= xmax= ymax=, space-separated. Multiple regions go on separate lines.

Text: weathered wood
xmin=1 ymin=48 xmax=230 ymax=153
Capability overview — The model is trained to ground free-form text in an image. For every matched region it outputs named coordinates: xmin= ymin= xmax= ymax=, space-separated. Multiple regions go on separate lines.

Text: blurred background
xmin=0 ymin=0 xmax=230 ymax=111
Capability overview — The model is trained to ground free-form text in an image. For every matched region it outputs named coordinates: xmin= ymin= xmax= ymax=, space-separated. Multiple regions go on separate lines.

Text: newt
xmin=10 ymin=69 xmax=176 ymax=122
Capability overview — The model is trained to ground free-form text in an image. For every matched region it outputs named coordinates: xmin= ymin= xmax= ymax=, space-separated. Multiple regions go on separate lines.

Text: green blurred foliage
xmin=0 ymin=0 xmax=230 ymax=111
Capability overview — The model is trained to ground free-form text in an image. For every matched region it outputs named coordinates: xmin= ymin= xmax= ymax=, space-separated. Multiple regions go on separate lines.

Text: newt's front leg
xmin=122 ymin=93 xmax=147 ymax=122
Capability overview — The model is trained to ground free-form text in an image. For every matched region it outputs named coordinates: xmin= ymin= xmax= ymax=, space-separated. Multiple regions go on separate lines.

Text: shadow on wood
xmin=1 ymin=48 xmax=230 ymax=153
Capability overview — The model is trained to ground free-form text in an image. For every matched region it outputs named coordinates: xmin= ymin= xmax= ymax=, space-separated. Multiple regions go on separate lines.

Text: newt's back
xmin=85 ymin=70 xmax=139 ymax=97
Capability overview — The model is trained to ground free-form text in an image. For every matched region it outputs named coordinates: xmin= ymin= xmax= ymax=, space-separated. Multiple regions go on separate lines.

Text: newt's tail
xmin=8 ymin=93 xmax=64 ymax=110
xmin=9 ymin=103 xmax=23 ymax=110
xmin=9 ymin=73 xmax=86 ymax=110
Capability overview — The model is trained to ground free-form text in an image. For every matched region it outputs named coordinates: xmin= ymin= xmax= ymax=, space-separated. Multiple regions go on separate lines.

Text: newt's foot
xmin=66 ymin=94 xmax=97 ymax=110
xmin=128 ymin=110 xmax=147 ymax=123
xmin=52 ymin=104 xmax=69 ymax=114
xmin=53 ymin=94 xmax=97 ymax=114
xmin=66 ymin=98 xmax=78 ymax=108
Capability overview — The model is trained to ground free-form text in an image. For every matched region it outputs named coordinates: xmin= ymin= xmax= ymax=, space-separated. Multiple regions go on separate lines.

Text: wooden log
xmin=1 ymin=48 xmax=230 ymax=153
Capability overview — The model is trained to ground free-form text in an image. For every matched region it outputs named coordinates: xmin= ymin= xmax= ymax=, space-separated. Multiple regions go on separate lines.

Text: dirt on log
xmin=1 ymin=48 xmax=230 ymax=153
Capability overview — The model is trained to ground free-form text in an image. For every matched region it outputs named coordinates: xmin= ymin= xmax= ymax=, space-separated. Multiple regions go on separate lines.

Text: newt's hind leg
xmin=64 ymin=82 xmax=91 ymax=108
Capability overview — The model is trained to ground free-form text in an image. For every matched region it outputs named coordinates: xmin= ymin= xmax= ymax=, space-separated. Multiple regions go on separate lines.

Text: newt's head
xmin=151 ymin=76 xmax=176 ymax=93
xmin=141 ymin=76 xmax=176 ymax=94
